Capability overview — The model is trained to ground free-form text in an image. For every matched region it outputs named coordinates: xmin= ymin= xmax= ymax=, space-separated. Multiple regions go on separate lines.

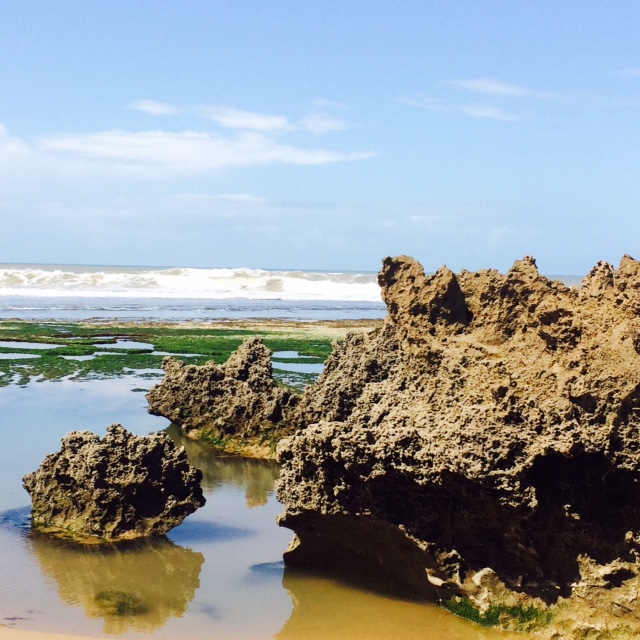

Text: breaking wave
xmin=0 ymin=264 xmax=382 ymax=302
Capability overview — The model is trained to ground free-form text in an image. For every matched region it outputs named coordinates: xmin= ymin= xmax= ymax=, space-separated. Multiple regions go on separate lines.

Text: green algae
xmin=444 ymin=596 xmax=552 ymax=633
xmin=0 ymin=321 xmax=334 ymax=387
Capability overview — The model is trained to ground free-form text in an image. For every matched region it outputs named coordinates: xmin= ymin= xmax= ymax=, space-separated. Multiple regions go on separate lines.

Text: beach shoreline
xmin=0 ymin=628 xmax=99 ymax=640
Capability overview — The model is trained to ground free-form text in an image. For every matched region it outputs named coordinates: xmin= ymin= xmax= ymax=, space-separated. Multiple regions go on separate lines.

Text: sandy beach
xmin=0 ymin=629 xmax=96 ymax=640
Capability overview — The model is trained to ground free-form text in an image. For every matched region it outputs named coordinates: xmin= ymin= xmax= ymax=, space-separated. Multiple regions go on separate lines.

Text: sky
xmin=1 ymin=1 xmax=640 ymax=274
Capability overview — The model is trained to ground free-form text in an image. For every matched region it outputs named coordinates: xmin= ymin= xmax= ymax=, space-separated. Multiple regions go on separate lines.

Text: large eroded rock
xmin=23 ymin=424 xmax=205 ymax=542
xmin=147 ymin=338 xmax=297 ymax=444
xmin=277 ymin=255 xmax=640 ymax=637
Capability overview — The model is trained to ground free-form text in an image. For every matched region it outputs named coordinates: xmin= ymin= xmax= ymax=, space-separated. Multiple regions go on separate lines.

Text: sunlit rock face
xmin=23 ymin=423 xmax=205 ymax=542
xmin=147 ymin=337 xmax=298 ymax=441
xmin=277 ymin=255 xmax=640 ymax=637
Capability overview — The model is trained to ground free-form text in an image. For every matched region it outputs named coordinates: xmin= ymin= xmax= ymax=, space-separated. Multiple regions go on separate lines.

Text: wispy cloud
xmin=298 ymin=113 xmax=347 ymax=135
xmin=129 ymin=100 xmax=178 ymax=115
xmin=0 ymin=124 xmax=31 ymax=157
xmin=129 ymin=100 xmax=349 ymax=135
xmin=196 ymin=106 xmax=292 ymax=132
xmin=130 ymin=100 xmax=293 ymax=131
xmin=445 ymin=78 xmax=555 ymax=99
xmin=36 ymin=129 xmax=375 ymax=177
xmin=312 ymin=98 xmax=348 ymax=111
xmin=458 ymin=104 xmax=523 ymax=121
xmin=401 ymin=95 xmax=524 ymax=121
xmin=402 ymin=76 xmax=555 ymax=122
xmin=0 ymin=124 xmax=376 ymax=187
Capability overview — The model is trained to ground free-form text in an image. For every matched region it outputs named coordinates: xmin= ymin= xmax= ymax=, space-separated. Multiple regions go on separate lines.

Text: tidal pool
xmin=0 ymin=377 xmax=531 ymax=640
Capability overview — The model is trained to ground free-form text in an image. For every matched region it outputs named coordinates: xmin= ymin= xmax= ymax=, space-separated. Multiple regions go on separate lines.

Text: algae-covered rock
xmin=276 ymin=254 xmax=640 ymax=638
xmin=23 ymin=424 xmax=205 ymax=542
xmin=146 ymin=337 xmax=298 ymax=446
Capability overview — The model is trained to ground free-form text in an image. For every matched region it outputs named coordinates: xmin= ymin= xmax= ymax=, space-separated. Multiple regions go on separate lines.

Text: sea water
xmin=0 ymin=262 xmax=583 ymax=323
xmin=0 ymin=263 xmax=387 ymax=322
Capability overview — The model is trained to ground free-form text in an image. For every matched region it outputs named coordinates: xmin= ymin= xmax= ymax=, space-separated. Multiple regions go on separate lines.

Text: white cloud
xmin=143 ymin=192 xmax=266 ymax=205
xmin=458 ymin=104 xmax=523 ymax=121
xmin=400 ymin=95 xmax=524 ymax=121
xmin=400 ymin=95 xmax=449 ymax=111
xmin=401 ymin=77 xmax=555 ymax=121
xmin=446 ymin=78 xmax=555 ymax=99
xmin=129 ymin=100 xmax=178 ymax=115
xmin=0 ymin=123 xmax=31 ymax=159
xmin=298 ymin=113 xmax=347 ymax=135
xmin=196 ymin=106 xmax=292 ymax=132
xmin=128 ymin=99 xmax=354 ymax=136
xmin=25 ymin=128 xmax=375 ymax=178
xmin=312 ymin=98 xmax=348 ymax=111
xmin=215 ymin=193 xmax=266 ymax=204
xmin=0 ymin=100 xmax=371 ymax=186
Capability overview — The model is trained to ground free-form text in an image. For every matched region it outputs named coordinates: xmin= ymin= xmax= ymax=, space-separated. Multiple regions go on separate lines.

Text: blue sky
xmin=1 ymin=1 xmax=640 ymax=274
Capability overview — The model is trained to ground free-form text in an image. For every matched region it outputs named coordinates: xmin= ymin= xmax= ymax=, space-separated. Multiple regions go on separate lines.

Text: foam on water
xmin=0 ymin=263 xmax=584 ymax=323
xmin=0 ymin=264 xmax=381 ymax=302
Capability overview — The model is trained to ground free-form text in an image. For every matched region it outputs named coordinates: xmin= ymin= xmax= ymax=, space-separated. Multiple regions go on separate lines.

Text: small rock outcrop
xmin=147 ymin=338 xmax=298 ymax=444
xmin=23 ymin=424 xmax=205 ymax=542
xmin=276 ymin=254 xmax=640 ymax=638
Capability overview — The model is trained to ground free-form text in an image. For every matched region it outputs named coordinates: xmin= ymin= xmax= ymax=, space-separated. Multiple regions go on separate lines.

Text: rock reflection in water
xmin=165 ymin=423 xmax=280 ymax=507
xmin=28 ymin=533 xmax=204 ymax=634
xmin=277 ymin=568 xmax=535 ymax=640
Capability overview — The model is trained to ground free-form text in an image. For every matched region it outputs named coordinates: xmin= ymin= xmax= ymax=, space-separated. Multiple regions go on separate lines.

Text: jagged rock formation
xmin=276 ymin=254 xmax=640 ymax=638
xmin=23 ymin=424 xmax=205 ymax=542
xmin=147 ymin=338 xmax=298 ymax=447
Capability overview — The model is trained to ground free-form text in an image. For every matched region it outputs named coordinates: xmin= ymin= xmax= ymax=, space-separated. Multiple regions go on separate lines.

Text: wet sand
xmin=0 ymin=629 xmax=99 ymax=640
xmin=76 ymin=317 xmax=383 ymax=339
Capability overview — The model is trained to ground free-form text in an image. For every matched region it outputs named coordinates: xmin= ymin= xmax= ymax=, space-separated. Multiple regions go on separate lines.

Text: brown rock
xmin=277 ymin=254 xmax=640 ymax=637
xmin=23 ymin=424 xmax=205 ymax=542
xmin=146 ymin=338 xmax=298 ymax=443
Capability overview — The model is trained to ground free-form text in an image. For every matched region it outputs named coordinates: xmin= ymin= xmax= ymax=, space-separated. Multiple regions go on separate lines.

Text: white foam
xmin=0 ymin=265 xmax=382 ymax=302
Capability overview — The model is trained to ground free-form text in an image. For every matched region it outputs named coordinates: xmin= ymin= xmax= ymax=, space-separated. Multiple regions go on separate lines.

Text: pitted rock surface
xmin=277 ymin=255 xmax=640 ymax=637
xmin=23 ymin=424 xmax=205 ymax=542
xmin=147 ymin=338 xmax=297 ymax=440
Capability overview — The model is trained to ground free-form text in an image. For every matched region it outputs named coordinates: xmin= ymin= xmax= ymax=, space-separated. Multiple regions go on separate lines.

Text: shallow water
xmin=0 ymin=295 xmax=387 ymax=322
xmin=0 ymin=341 xmax=62 ymax=350
xmin=93 ymin=339 xmax=155 ymax=350
xmin=0 ymin=378 xmax=531 ymax=640
xmin=0 ymin=353 xmax=41 ymax=360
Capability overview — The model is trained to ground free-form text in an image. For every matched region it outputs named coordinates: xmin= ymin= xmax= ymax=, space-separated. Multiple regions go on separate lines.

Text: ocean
xmin=0 ymin=263 xmax=585 ymax=324
xmin=0 ymin=263 xmax=387 ymax=322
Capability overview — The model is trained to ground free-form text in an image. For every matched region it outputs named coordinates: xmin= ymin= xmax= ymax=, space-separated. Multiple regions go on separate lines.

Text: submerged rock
xmin=146 ymin=338 xmax=298 ymax=449
xmin=23 ymin=424 xmax=205 ymax=542
xmin=276 ymin=254 xmax=640 ymax=638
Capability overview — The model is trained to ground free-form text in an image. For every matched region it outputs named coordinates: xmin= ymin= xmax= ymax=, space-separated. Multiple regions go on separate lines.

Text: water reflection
xmin=0 ymin=377 xmax=292 ymax=639
xmin=28 ymin=533 xmax=204 ymax=634
xmin=165 ymin=423 xmax=280 ymax=507
xmin=277 ymin=568 xmax=534 ymax=640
